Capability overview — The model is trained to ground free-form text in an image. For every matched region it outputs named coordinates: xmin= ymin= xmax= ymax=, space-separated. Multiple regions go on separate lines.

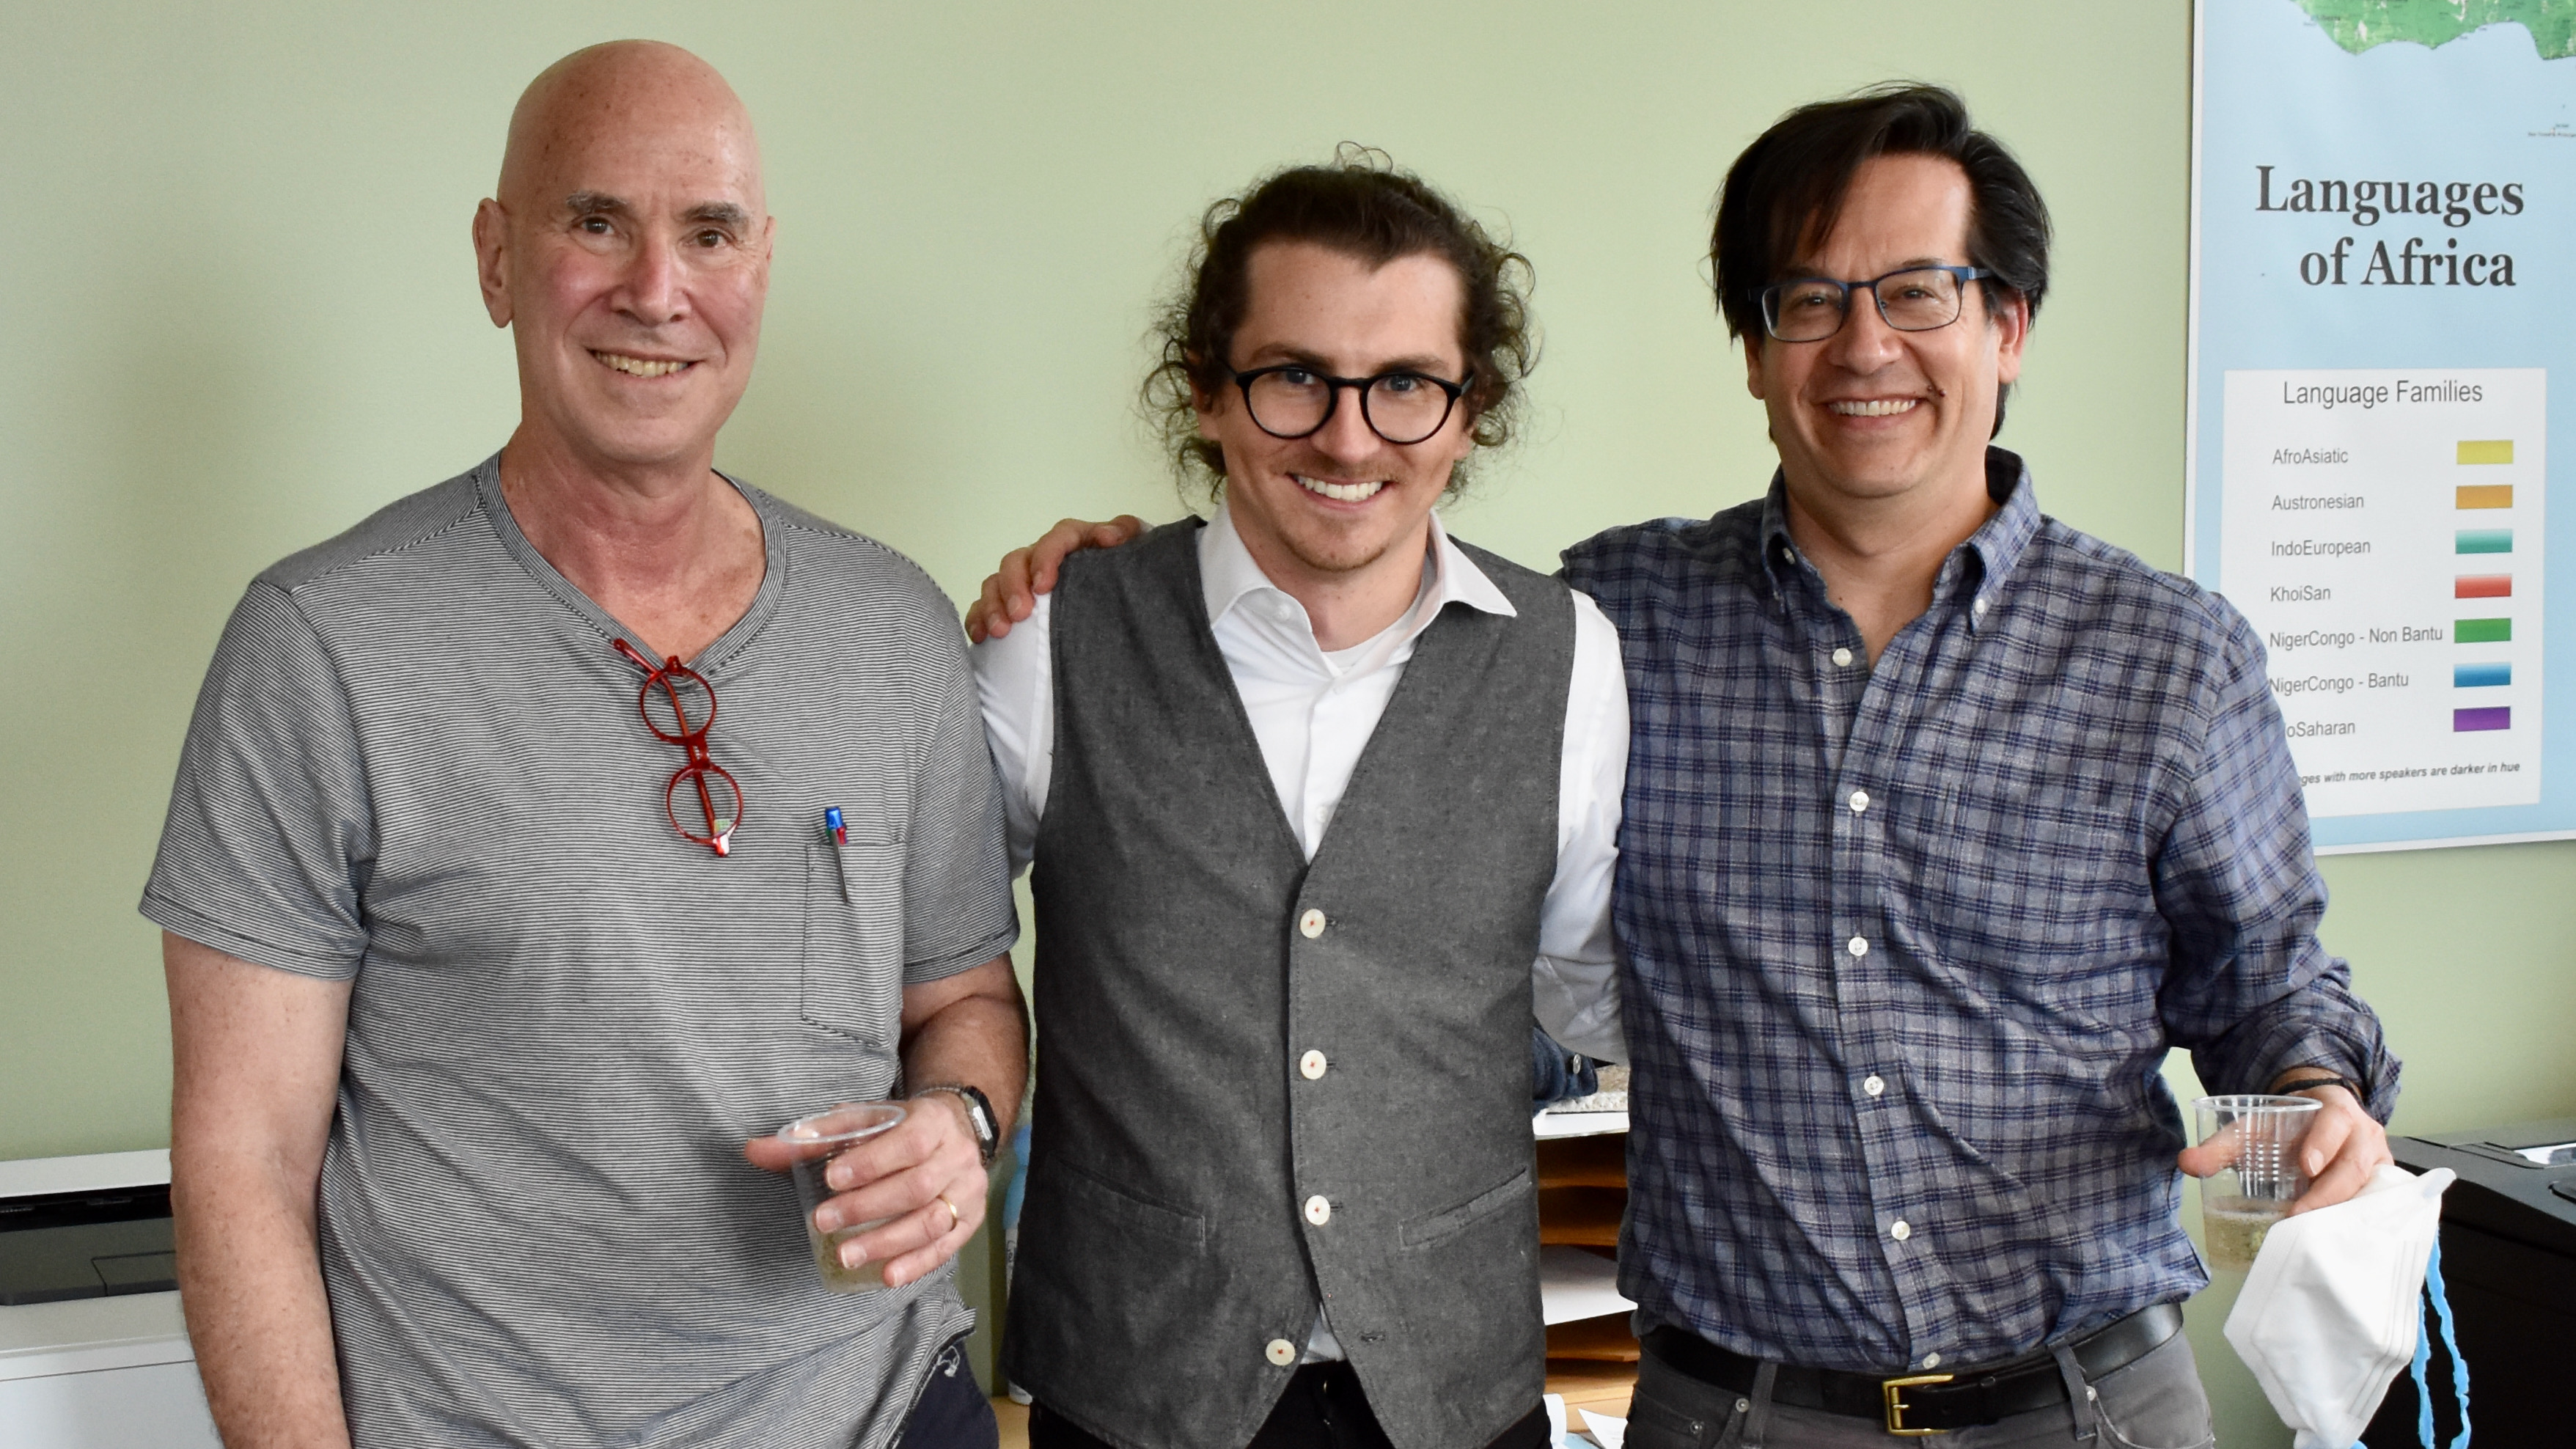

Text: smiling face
xmin=1195 ymin=241 xmax=1475 ymax=590
xmin=474 ymin=43 xmax=773 ymax=477
xmin=1746 ymin=152 xmax=2027 ymax=523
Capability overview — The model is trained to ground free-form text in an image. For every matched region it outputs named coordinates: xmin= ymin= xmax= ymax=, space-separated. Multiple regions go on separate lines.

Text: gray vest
xmin=1002 ymin=521 xmax=1575 ymax=1449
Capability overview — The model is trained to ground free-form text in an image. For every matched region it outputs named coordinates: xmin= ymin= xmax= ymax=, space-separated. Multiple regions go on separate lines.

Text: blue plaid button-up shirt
xmin=1560 ymin=449 xmax=2398 ymax=1373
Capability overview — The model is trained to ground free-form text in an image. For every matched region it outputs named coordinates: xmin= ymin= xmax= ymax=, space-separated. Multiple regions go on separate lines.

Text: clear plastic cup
xmin=2192 ymin=1093 xmax=2323 ymax=1271
xmin=778 ymin=1101 xmax=908 ymax=1292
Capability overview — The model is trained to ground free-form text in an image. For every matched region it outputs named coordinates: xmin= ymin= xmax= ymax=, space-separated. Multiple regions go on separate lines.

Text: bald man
xmin=144 ymin=42 xmax=1022 ymax=1449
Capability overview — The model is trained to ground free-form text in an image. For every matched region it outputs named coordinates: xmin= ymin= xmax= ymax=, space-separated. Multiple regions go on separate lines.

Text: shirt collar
xmin=1755 ymin=447 xmax=2041 ymax=623
xmin=1198 ymin=501 xmax=1518 ymax=628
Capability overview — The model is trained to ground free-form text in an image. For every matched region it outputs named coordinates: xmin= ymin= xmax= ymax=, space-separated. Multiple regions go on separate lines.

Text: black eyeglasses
xmin=1758 ymin=265 xmax=1997 ymax=342
xmin=1231 ymin=364 xmax=1475 ymax=446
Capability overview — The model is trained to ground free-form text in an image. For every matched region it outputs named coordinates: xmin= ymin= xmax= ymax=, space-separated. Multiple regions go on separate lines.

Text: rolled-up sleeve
xmin=900 ymin=628 xmax=1023 ymax=984
xmin=141 ymin=583 xmax=377 ymax=981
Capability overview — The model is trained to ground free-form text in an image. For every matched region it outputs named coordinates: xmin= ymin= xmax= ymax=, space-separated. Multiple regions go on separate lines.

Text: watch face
xmin=930 ymin=1085 xmax=997 ymax=1156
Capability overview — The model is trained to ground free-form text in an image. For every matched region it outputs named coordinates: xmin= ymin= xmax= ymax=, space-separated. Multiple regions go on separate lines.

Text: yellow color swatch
xmin=2457 ymin=439 xmax=2514 ymax=465
xmin=2457 ymin=485 xmax=2514 ymax=510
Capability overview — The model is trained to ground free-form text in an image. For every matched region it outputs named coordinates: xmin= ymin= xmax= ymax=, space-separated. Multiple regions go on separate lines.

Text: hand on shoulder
xmin=966 ymin=516 xmax=1148 ymax=642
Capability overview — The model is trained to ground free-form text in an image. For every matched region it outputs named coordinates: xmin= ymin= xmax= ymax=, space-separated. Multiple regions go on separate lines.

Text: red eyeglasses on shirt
xmin=612 ymin=637 xmax=743 ymax=856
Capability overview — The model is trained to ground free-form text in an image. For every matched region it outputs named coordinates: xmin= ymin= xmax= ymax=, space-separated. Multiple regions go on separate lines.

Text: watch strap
xmin=912 ymin=1083 xmax=999 ymax=1166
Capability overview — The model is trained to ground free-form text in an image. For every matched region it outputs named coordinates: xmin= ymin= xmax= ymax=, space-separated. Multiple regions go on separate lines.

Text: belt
xmin=1640 ymin=1302 xmax=2184 ymax=1437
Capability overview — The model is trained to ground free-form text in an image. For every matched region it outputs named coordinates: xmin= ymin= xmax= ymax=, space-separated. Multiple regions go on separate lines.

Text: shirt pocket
xmin=1910 ymin=776 xmax=2152 ymax=997
xmin=801 ymin=836 xmax=906 ymax=1046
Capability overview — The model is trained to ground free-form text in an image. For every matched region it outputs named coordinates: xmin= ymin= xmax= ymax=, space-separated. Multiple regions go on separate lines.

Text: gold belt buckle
xmin=1882 ymin=1373 xmax=1954 ymax=1436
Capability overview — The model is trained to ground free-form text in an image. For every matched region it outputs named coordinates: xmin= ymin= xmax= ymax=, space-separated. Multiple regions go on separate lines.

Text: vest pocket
xmin=801 ymin=838 xmax=906 ymax=1046
xmin=1398 ymin=1165 xmax=1535 ymax=1250
xmin=1392 ymin=1164 xmax=1546 ymax=1399
xmin=1033 ymin=1158 xmax=1210 ymax=1250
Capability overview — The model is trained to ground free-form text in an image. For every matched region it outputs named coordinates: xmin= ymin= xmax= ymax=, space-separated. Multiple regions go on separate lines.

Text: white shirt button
xmin=1300 ymin=1050 xmax=1327 ymax=1081
xmin=1891 ymin=1219 xmax=1912 ymax=1241
xmin=1849 ymin=790 xmax=1870 ymax=814
xmin=1863 ymin=1074 xmax=1885 ymax=1098
xmin=1847 ymin=936 xmax=1869 ymax=958
xmin=1973 ymin=597 xmax=1989 ymax=615
xmin=1299 ymin=909 xmax=1326 ymax=939
xmin=1275 ymin=601 xmax=1297 ymax=623
xmin=1780 ymin=546 xmax=1798 ymax=565
xmin=1266 ymin=1338 xmax=1298 ymax=1366
xmin=1832 ymin=647 xmax=1854 ymax=667
xmin=1304 ymin=1195 xmax=1332 ymax=1226
xmin=1922 ymin=1352 xmax=1942 ymax=1369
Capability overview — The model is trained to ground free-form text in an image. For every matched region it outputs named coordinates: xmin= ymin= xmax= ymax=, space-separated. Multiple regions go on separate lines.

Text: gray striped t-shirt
xmin=142 ymin=455 xmax=1019 ymax=1449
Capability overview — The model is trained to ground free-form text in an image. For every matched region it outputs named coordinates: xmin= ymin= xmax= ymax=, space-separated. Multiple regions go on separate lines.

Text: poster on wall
xmin=2188 ymin=0 xmax=2576 ymax=851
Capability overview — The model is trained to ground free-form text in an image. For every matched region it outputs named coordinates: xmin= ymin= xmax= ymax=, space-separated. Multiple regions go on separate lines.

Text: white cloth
xmin=2223 ymin=1164 xmax=2455 ymax=1449
xmin=973 ymin=505 xmax=1631 ymax=1363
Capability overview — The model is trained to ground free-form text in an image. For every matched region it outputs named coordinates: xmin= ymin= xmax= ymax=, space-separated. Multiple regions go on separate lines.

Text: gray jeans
xmin=1623 ymin=1329 xmax=2216 ymax=1449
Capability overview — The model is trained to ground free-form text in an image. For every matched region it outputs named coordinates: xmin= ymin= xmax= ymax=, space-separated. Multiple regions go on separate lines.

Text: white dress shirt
xmin=972 ymin=504 xmax=1628 ymax=1360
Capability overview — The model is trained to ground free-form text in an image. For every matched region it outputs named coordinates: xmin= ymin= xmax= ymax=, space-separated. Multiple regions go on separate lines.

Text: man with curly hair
xmin=972 ymin=153 xmax=1626 ymax=1449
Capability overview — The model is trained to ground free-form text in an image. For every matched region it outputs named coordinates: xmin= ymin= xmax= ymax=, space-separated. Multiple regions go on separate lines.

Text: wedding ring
xmin=935 ymin=1193 xmax=961 ymax=1230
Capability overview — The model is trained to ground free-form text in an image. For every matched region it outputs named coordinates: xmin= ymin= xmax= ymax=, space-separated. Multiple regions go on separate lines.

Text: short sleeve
xmin=141 ymin=582 xmax=378 ymax=980
xmin=898 ymin=631 xmax=1022 ymax=983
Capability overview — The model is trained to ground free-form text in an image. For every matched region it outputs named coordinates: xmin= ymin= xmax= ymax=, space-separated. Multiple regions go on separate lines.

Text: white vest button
xmin=1300 ymin=1050 xmax=1327 ymax=1080
xmin=1304 ymin=1195 xmax=1332 ymax=1226
xmin=1266 ymin=1338 xmax=1298 ymax=1366
xmin=1299 ymin=909 xmax=1327 ymax=939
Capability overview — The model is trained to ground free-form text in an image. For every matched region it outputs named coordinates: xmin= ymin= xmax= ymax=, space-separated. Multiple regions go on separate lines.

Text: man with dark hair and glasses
xmin=972 ymin=86 xmax=2398 ymax=1446
xmin=972 ymin=151 xmax=1626 ymax=1449
xmin=1559 ymin=82 xmax=2396 ymax=1446
xmin=142 ymin=42 xmax=1020 ymax=1449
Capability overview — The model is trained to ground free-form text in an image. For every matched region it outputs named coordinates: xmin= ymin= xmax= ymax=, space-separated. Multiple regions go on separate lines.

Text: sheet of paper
xmin=1539 ymin=1243 xmax=1634 ymax=1325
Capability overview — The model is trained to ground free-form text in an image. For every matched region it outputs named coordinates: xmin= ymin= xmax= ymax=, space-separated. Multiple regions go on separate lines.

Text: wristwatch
xmin=912 ymin=1083 xmax=999 ymax=1167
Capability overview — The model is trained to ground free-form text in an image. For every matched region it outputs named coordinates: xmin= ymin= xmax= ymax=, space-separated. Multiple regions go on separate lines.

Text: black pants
xmin=1029 ymin=1362 xmax=1548 ymax=1449
xmin=895 ymin=1340 xmax=999 ymax=1449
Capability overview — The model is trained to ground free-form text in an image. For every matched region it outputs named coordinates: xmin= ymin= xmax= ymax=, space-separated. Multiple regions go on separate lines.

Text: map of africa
xmin=2293 ymin=0 xmax=2576 ymax=59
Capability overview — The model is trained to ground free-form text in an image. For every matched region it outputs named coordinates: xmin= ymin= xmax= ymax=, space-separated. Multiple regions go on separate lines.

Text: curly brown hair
xmin=1142 ymin=145 xmax=1538 ymax=502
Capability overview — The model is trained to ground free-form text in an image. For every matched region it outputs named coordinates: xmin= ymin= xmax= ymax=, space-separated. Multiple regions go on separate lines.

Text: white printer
xmin=0 ymin=1151 xmax=219 ymax=1448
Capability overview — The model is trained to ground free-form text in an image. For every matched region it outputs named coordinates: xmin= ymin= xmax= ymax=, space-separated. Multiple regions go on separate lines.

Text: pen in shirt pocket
xmin=825 ymin=807 xmax=847 ymax=846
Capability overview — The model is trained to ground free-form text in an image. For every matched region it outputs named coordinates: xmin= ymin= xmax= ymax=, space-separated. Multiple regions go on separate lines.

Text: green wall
xmin=4 ymin=2 xmax=2569 ymax=1439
